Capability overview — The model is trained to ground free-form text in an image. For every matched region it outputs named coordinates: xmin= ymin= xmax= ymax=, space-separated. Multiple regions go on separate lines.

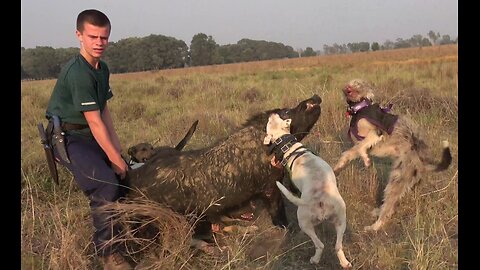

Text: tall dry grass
xmin=21 ymin=45 xmax=457 ymax=269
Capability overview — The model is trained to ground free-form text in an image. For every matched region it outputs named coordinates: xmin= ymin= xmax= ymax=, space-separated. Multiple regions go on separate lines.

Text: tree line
xmin=21 ymin=30 xmax=456 ymax=80
xmin=322 ymin=31 xmax=456 ymax=55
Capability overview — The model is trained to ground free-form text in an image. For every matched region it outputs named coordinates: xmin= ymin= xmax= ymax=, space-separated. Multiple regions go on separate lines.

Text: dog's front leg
xmin=357 ymin=131 xmax=383 ymax=167
xmin=333 ymin=149 xmax=358 ymax=174
xmin=334 ymin=137 xmax=371 ymax=173
xmin=334 ymin=131 xmax=383 ymax=174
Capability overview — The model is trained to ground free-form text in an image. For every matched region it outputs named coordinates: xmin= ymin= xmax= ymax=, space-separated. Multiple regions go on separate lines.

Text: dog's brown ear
xmin=266 ymin=115 xmax=275 ymax=132
xmin=263 ymin=134 xmax=273 ymax=145
xmin=127 ymin=146 xmax=136 ymax=156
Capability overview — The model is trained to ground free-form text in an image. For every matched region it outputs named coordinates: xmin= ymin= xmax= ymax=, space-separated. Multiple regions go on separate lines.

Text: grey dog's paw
xmin=333 ymin=162 xmax=343 ymax=176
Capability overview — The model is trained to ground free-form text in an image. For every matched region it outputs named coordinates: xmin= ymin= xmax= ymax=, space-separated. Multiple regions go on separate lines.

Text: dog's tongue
xmin=270 ymin=156 xmax=283 ymax=169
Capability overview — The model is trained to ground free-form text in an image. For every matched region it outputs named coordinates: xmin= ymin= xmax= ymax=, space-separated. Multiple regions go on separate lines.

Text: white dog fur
xmin=264 ymin=113 xmax=351 ymax=268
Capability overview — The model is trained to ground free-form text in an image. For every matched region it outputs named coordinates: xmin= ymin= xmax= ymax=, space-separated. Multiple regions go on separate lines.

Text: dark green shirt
xmin=46 ymin=54 xmax=113 ymax=137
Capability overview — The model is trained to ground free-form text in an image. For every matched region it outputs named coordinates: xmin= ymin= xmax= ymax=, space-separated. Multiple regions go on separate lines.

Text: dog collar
xmin=267 ymin=134 xmax=314 ymax=172
xmin=347 ymin=99 xmax=394 ymax=117
xmin=348 ymin=103 xmax=399 ymax=141
xmin=267 ymin=134 xmax=297 ymax=162
xmin=346 ymin=99 xmax=372 ymax=115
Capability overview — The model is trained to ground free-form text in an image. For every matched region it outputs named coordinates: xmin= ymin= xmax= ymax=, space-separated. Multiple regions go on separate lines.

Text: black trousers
xmin=54 ymin=134 xmax=127 ymax=257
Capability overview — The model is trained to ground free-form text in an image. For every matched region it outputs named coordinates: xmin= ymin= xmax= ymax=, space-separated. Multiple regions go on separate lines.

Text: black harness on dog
xmin=267 ymin=134 xmax=313 ymax=174
xmin=346 ymin=99 xmax=398 ymax=141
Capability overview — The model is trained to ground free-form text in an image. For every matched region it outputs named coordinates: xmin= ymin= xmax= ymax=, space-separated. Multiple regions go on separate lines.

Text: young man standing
xmin=45 ymin=9 xmax=132 ymax=269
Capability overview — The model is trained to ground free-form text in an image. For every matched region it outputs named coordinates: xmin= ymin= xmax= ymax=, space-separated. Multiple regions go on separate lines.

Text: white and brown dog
xmin=333 ymin=79 xmax=452 ymax=231
xmin=264 ymin=113 xmax=351 ymax=268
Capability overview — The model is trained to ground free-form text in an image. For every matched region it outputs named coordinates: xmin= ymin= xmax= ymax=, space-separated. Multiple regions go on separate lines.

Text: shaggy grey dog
xmin=333 ymin=79 xmax=452 ymax=231
xmin=126 ymin=95 xmax=322 ymax=231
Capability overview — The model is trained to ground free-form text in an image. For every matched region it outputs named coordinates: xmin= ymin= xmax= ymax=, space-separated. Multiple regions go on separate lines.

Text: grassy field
xmin=21 ymin=44 xmax=458 ymax=269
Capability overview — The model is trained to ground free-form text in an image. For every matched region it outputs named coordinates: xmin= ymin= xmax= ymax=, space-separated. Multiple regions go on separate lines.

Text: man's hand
xmin=111 ymin=154 xmax=129 ymax=179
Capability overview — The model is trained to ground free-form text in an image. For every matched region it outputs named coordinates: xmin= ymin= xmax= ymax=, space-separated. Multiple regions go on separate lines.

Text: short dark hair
xmin=76 ymin=9 xmax=111 ymax=32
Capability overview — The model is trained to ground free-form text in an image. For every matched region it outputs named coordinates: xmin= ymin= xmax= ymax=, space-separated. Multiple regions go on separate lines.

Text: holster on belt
xmin=38 ymin=115 xmax=89 ymax=185
xmin=50 ymin=115 xmax=71 ymax=164
xmin=38 ymin=121 xmax=59 ymax=185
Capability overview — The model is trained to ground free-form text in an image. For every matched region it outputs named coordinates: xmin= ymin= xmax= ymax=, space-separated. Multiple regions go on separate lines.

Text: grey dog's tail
xmin=175 ymin=120 xmax=199 ymax=151
xmin=434 ymin=141 xmax=452 ymax=171
xmin=425 ymin=140 xmax=452 ymax=172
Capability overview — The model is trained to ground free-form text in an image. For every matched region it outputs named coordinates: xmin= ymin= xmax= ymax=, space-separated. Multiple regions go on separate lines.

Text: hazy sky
xmin=21 ymin=0 xmax=458 ymax=50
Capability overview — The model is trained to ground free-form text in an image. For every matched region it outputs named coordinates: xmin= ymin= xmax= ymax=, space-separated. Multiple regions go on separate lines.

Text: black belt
xmin=61 ymin=122 xmax=89 ymax=131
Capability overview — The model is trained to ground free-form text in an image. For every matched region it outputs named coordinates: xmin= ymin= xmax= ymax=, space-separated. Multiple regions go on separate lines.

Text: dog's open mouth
xmin=344 ymin=88 xmax=360 ymax=102
xmin=343 ymin=85 xmax=357 ymax=99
